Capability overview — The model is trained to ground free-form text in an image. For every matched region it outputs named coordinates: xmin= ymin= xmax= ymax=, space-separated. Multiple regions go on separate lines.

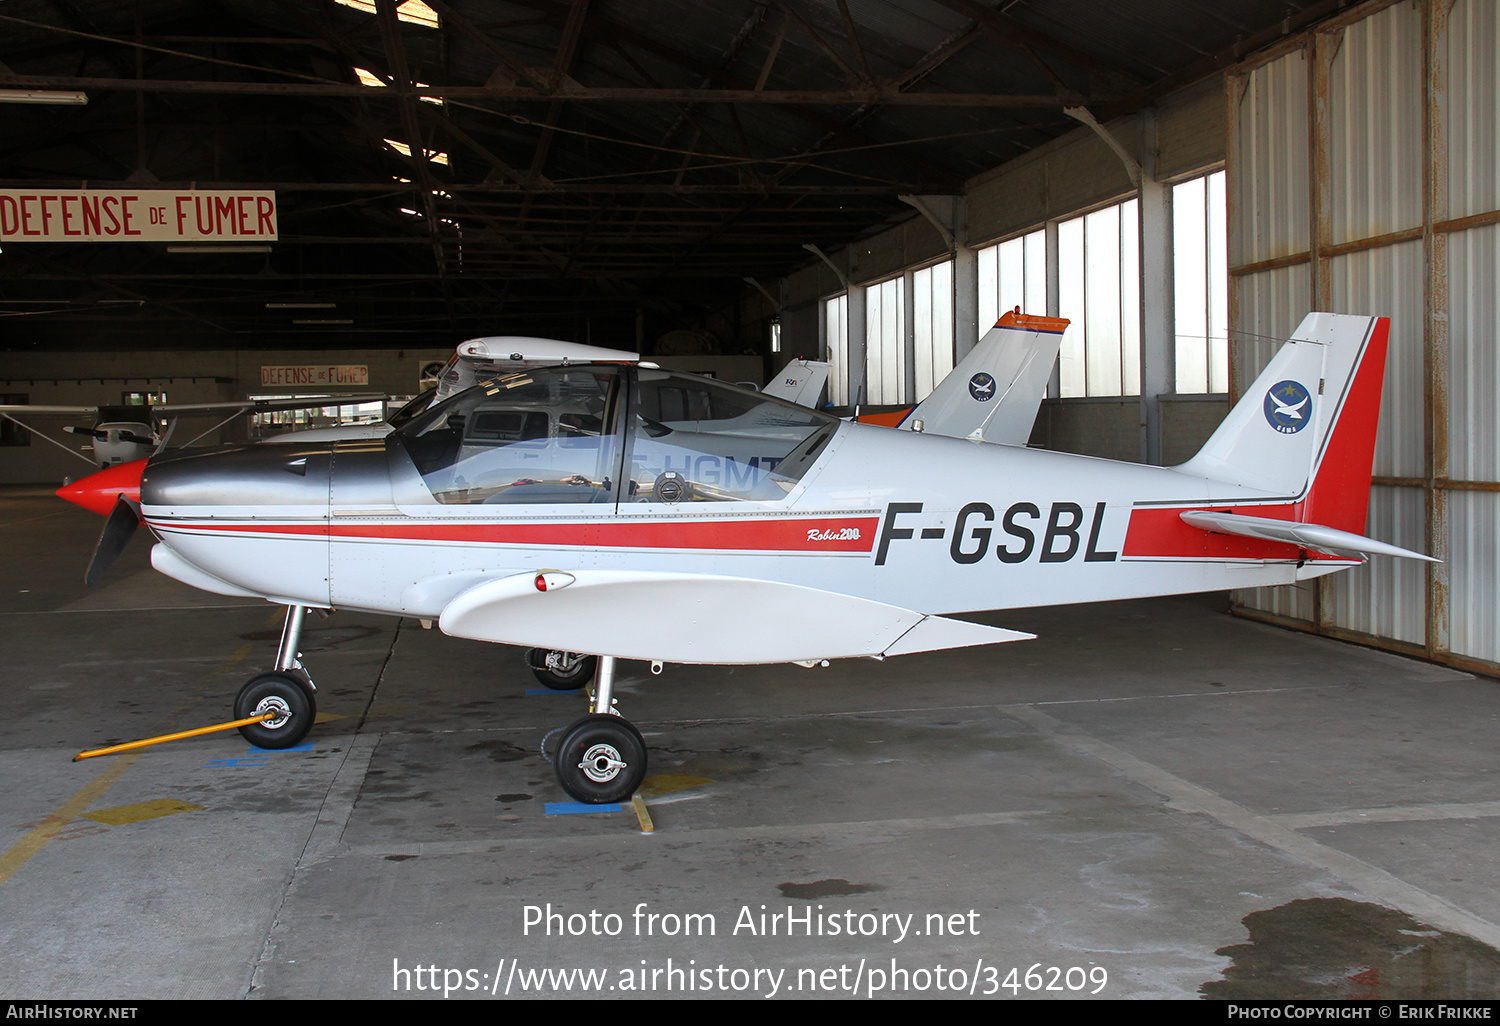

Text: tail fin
xmin=1178 ymin=313 xmax=1388 ymax=534
xmin=763 ymin=358 xmax=831 ymax=408
xmin=896 ymin=309 xmax=1068 ymax=445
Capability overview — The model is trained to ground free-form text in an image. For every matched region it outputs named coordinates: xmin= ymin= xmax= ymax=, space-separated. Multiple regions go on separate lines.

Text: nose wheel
xmin=234 ymin=672 xmax=315 ymax=748
xmin=549 ymin=655 xmax=649 ymax=804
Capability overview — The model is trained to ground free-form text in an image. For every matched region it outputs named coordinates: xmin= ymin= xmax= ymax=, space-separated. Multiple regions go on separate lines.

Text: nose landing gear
xmin=234 ymin=604 xmax=318 ymax=749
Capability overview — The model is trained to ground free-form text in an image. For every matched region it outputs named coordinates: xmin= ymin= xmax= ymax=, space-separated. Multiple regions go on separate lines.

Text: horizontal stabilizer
xmin=439 ymin=570 xmax=1032 ymax=664
xmin=1179 ymin=510 xmax=1438 ymax=563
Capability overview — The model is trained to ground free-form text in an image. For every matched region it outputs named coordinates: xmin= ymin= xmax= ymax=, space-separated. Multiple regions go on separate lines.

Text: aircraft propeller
xmin=86 ymin=494 xmax=142 ymax=587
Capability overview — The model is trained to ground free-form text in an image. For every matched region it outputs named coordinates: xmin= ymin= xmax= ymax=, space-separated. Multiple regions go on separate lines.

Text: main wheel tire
xmin=553 ymin=714 xmax=647 ymax=804
xmin=234 ymin=672 xmax=315 ymax=749
xmin=526 ymin=649 xmax=597 ymax=691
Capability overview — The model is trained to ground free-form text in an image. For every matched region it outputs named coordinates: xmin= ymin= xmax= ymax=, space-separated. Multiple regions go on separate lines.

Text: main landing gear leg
xmin=234 ymin=604 xmax=319 ymax=749
xmin=552 ymin=655 xmax=648 ymax=804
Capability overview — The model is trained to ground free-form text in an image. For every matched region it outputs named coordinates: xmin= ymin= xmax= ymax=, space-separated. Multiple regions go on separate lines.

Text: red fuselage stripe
xmin=1123 ymin=505 xmax=1300 ymax=559
xmin=149 ymin=515 xmax=881 ymax=553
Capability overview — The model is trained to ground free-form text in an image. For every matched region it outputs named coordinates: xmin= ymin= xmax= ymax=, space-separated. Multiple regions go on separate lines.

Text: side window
xmin=627 ymin=371 xmax=837 ymax=503
xmin=395 ymin=368 xmax=619 ymax=505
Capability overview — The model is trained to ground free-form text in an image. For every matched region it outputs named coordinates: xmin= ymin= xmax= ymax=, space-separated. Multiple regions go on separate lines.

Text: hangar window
xmin=1172 ymin=170 xmax=1229 ymax=394
xmin=977 ymin=229 xmax=1047 ymax=344
xmin=384 ymin=139 xmax=449 ymax=166
xmin=821 ymin=293 xmax=848 ymax=407
xmin=250 ymin=396 xmax=384 ymax=438
xmin=865 ymin=276 xmax=907 ymax=405
xmin=355 ymin=67 xmax=444 ymax=105
xmin=912 ymin=260 xmax=955 ymax=402
xmin=1057 ymin=199 xmax=1141 ymax=398
xmin=334 ymin=1 xmax=439 ymax=28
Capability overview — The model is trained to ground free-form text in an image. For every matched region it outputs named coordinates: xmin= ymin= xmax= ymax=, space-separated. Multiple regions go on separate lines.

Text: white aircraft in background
xmin=0 ymin=395 xmax=383 ymax=469
xmin=57 ymin=312 xmax=1434 ymax=806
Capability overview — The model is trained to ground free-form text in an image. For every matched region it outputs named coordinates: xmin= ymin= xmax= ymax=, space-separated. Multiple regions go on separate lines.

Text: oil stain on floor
xmin=1202 ymin=897 xmax=1500 ymax=999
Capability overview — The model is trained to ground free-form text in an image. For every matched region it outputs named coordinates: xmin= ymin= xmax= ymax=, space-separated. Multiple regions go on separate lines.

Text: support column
xmin=1045 ymin=220 xmax=1062 ymax=400
xmin=847 ymin=267 xmax=868 ymax=413
xmin=953 ymin=197 xmax=978 ymax=361
xmin=1138 ymin=109 xmax=1173 ymax=466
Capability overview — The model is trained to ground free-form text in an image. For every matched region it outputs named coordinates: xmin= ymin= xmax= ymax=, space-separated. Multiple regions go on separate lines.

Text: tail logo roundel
xmin=968 ymin=372 xmax=997 ymax=402
xmin=1263 ymin=380 xmax=1312 ymax=433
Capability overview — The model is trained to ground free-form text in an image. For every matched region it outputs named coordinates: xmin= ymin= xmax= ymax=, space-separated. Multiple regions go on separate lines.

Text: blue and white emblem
xmin=1263 ymin=380 xmax=1312 ymax=433
xmin=968 ymin=372 xmax=996 ymax=402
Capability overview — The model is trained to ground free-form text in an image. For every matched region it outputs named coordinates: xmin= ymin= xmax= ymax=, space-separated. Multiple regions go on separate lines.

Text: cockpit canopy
xmin=391 ymin=365 xmax=838 ymax=505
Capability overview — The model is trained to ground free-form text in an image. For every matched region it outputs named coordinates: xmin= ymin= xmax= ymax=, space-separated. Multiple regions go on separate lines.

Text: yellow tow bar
xmin=73 ymin=712 xmax=275 ymax=762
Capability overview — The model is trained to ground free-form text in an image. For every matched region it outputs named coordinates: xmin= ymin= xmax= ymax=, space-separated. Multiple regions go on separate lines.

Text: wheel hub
xmin=253 ymin=695 xmax=292 ymax=730
xmin=579 ymin=743 xmax=626 ymax=783
xmin=546 ymin=651 xmax=583 ymax=672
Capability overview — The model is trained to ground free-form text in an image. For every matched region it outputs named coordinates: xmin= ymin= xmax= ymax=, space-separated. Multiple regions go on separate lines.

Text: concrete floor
xmin=2 ymin=484 xmax=1499 ymax=1000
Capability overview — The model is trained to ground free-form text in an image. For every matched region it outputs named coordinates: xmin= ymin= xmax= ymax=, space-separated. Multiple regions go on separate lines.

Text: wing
xmin=0 ymin=406 xmax=105 ymax=466
xmin=438 ymin=570 xmax=1032 ymax=664
xmin=0 ymin=404 xmax=100 ymax=416
xmin=156 ymin=394 xmax=384 ymax=415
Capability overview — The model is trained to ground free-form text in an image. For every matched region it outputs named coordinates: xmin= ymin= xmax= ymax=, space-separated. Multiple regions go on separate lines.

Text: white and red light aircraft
xmin=55 ymin=312 xmax=1433 ymax=804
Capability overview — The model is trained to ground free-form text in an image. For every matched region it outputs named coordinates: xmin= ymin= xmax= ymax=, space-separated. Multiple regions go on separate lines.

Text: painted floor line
xmin=0 ymin=639 xmax=258 ymax=888
xmin=338 ymin=808 xmax=1060 ymax=857
xmin=547 ymin=801 xmax=623 ymax=814
xmin=0 ymin=750 xmax=144 ymax=886
xmin=1001 ymin=702 xmax=1500 ymax=952
xmin=1269 ymin=800 xmax=1500 ymax=829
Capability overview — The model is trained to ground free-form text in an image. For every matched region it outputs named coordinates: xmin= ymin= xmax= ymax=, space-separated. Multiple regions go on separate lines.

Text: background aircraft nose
xmin=57 ymin=459 xmax=147 ymax=517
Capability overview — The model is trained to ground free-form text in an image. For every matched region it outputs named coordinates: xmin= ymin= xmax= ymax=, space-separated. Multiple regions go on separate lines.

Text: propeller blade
xmin=85 ymin=495 xmax=142 ymax=587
